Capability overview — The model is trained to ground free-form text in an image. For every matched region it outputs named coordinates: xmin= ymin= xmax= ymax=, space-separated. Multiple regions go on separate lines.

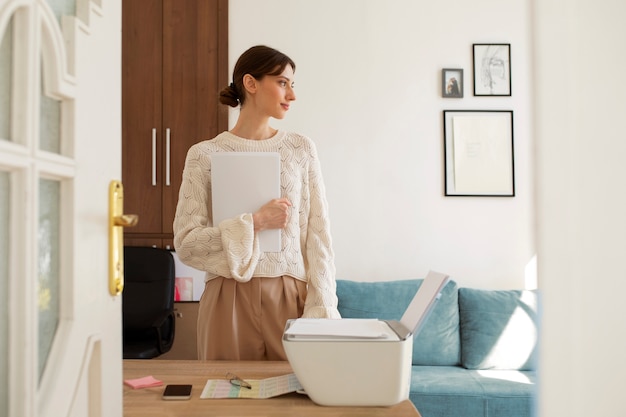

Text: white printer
xmin=282 ymin=271 xmax=449 ymax=407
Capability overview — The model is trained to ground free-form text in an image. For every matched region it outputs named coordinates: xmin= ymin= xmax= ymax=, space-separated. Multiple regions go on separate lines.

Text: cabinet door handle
xmin=151 ymin=128 xmax=157 ymax=186
xmin=165 ymin=128 xmax=171 ymax=186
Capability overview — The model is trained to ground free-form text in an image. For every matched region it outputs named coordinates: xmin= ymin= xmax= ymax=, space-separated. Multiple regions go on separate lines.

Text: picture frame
xmin=442 ymin=68 xmax=463 ymax=98
xmin=443 ymin=110 xmax=515 ymax=196
xmin=472 ymin=44 xmax=511 ymax=96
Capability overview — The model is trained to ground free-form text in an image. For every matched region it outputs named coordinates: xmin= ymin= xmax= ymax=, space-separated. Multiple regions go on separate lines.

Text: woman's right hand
xmin=252 ymin=198 xmax=292 ymax=231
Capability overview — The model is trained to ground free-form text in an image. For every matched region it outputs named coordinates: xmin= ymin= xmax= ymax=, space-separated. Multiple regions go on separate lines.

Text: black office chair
xmin=122 ymin=246 xmax=176 ymax=359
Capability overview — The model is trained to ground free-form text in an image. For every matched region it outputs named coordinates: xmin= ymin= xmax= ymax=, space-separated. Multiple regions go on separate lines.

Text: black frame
xmin=443 ymin=110 xmax=515 ymax=197
xmin=442 ymin=68 xmax=464 ymax=98
xmin=472 ymin=44 xmax=511 ymax=96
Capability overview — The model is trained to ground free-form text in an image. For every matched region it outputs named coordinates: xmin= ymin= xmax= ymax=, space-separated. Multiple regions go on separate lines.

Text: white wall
xmin=230 ymin=2 xmax=626 ymax=415
xmin=229 ymin=0 xmax=534 ymax=289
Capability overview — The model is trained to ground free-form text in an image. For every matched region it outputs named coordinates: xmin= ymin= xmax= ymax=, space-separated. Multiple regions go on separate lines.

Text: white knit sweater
xmin=173 ymin=130 xmax=340 ymax=318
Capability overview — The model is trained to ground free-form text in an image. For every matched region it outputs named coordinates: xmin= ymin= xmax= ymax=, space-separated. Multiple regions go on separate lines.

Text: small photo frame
xmin=473 ymin=44 xmax=511 ymax=96
xmin=443 ymin=110 xmax=515 ymax=197
xmin=442 ymin=68 xmax=463 ymax=98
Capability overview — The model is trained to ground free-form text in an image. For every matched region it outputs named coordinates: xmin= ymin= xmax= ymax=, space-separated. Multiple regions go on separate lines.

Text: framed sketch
xmin=472 ymin=44 xmax=511 ymax=96
xmin=443 ymin=110 xmax=515 ymax=196
xmin=442 ymin=68 xmax=463 ymax=98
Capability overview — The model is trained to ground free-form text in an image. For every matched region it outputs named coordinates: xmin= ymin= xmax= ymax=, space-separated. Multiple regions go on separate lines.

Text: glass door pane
xmin=0 ymin=171 xmax=9 ymax=417
xmin=0 ymin=17 xmax=12 ymax=141
xmin=38 ymin=178 xmax=60 ymax=380
xmin=39 ymin=92 xmax=61 ymax=154
xmin=46 ymin=0 xmax=77 ymax=23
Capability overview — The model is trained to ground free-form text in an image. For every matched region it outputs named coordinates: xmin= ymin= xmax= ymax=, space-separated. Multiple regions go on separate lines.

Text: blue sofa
xmin=336 ymin=278 xmax=538 ymax=417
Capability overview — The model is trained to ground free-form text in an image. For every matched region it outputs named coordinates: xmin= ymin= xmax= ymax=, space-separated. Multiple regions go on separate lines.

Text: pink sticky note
xmin=124 ymin=375 xmax=164 ymax=389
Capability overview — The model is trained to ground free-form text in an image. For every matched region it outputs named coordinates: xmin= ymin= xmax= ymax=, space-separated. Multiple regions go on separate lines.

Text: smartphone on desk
xmin=162 ymin=384 xmax=192 ymax=400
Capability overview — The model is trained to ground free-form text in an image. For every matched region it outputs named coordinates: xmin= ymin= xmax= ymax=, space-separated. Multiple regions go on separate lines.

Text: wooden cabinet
xmin=122 ymin=0 xmax=228 ymax=248
xmin=156 ymin=302 xmax=199 ymax=360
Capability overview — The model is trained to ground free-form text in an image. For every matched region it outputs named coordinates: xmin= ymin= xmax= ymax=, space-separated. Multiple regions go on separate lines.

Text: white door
xmin=0 ymin=1 xmax=123 ymax=417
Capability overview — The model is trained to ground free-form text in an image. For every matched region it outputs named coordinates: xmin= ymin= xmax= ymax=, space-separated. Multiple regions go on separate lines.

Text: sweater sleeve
xmin=300 ymin=143 xmax=341 ymax=319
xmin=173 ymin=145 xmax=260 ymax=282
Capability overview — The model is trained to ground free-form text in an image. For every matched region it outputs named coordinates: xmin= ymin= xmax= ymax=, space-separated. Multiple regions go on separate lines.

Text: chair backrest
xmin=122 ymin=246 xmax=176 ymax=358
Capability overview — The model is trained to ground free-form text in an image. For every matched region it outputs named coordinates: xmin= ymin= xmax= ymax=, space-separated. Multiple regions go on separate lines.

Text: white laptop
xmin=210 ymin=152 xmax=281 ymax=252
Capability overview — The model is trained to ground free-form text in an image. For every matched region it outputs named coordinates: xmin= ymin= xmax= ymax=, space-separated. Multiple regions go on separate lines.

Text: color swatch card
xmin=200 ymin=374 xmax=302 ymax=399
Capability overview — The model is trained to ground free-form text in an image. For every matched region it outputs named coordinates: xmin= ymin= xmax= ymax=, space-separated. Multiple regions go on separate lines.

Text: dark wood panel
xmin=122 ymin=0 xmax=163 ymax=234
xmin=123 ymin=0 xmax=228 ymax=237
xmin=161 ymin=0 xmax=228 ymax=234
xmin=123 ymin=236 xmax=163 ymax=249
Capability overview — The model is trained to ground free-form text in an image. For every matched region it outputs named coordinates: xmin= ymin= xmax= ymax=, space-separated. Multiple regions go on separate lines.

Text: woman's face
xmin=255 ymin=65 xmax=296 ymax=119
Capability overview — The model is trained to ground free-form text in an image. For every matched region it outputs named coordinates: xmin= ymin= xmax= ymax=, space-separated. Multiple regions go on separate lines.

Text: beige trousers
xmin=196 ymin=276 xmax=307 ymax=361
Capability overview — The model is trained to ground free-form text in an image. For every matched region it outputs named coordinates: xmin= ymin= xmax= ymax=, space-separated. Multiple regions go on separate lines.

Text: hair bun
xmin=219 ymin=83 xmax=240 ymax=108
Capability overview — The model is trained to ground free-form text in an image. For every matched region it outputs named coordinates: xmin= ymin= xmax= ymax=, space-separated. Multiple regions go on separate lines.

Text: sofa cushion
xmin=410 ymin=365 xmax=537 ymax=417
xmin=336 ymin=279 xmax=460 ymax=366
xmin=459 ymin=288 xmax=538 ymax=370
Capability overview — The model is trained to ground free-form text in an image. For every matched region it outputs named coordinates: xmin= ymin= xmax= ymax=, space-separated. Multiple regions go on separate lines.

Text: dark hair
xmin=219 ymin=45 xmax=296 ymax=107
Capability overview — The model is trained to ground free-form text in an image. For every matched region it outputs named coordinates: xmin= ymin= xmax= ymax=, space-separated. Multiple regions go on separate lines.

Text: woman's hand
xmin=252 ymin=198 xmax=292 ymax=231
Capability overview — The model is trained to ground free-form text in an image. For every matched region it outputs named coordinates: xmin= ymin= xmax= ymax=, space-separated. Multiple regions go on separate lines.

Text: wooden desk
xmin=123 ymin=360 xmax=421 ymax=417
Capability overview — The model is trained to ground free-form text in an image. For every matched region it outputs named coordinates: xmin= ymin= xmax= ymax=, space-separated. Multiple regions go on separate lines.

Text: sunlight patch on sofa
xmin=477 ymin=369 xmax=534 ymax=385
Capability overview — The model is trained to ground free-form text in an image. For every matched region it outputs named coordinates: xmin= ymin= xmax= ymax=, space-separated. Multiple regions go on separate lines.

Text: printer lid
xmin=400 ymin=270 xmax=450 ymax=336
xmin=283 ymin=270 xmax=450 ymax=342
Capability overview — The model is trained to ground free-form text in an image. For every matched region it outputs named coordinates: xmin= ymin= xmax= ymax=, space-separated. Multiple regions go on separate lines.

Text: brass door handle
xmin=109 ymin=181 xmax=139 ymax=296
xmin=114 ymin=214 xmax=139 ymax=227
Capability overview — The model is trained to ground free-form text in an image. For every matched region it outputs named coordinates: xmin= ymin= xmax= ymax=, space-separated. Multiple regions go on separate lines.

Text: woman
xmin=173 ymin=45 xmax=341 ymax=361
